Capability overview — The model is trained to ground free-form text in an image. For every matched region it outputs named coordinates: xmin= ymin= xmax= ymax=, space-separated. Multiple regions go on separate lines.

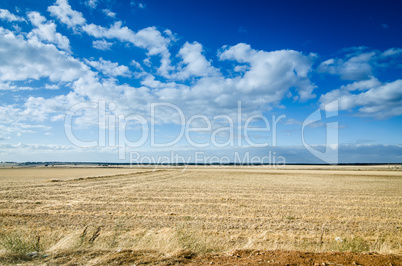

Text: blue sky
xmin=0 ymin=0 xmax=401 ymax=163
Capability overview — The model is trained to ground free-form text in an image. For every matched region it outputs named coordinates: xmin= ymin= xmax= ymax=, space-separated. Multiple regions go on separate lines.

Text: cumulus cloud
xmin=1 ymin=2 xmax=402 ymax=163
xmin=102 ymin=9 xmax=116 ymax=18
xmin=92 ymin=39 xmax=113 ymax=50
xmin=85 ymin=0 xmax=99 ymax=9
xmin=22 ymin=92 xmax=85 ymax=122
xmin=130 ymin=60 xmax=144 ymax=70
xmin=0 ymin=82 xmax=35 ymax=91
xmin=27 ymin=12 xmax=70 ymax=51
xmin=48 ymin=0 xmax=86 ymax=29
xmin=83 ymin=22 xmax=171 ymax=56
xmin=382 ymin=48 xmax=402 ymax=57
xmin=0 ymin=123 xmax=50 ymax=138
xmin=0 ymin=105 xmax=24 ymax=124
xmin=317 ymin=47 xmax=402 ymax=118
xmin=219 ymin=43 xmax=316 ymax=101
xmin=0 ymin=27 xmax=86 ymax=82
xmin=0 ymin=143 xmax=77 ymax=154
xmin=93 ymin=43 xmax=317 ymax=123
xmin=0 ymin=9 xmax=25 ymax=22
xmin=320 ymin=78 xmax=402 ymax=119
xmin=174 ymin=41 xmax=219 ymax=80
xmin=318 ymin=47 xmax=402 ymax=81
xmin=318 ymin=52 xmax=374 ymax=80
xmin=44 ymin=84 xmax=59 ymax=90
xmin=0 ymin=105 xmax=56 ymax=141
xmin=53 ymin=42 xmax=317 ymax=126
xmin=83 ymin=21 xmax=174 ymax=77
xmin=84 ymin=58 xmax=131 ymax=77
xmin=47 ymin=1 xmax=175 ymax=77
xmin=1 ymin=3 xmax=397 ymax=145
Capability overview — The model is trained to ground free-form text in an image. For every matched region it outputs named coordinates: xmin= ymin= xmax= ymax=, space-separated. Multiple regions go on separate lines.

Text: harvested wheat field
xmin=0 ymin=165 xmax=401 ymax=265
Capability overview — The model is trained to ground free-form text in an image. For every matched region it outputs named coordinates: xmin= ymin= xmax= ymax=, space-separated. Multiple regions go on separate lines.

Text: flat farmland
xmin=0 ymin=166 xmax=401 ymax=264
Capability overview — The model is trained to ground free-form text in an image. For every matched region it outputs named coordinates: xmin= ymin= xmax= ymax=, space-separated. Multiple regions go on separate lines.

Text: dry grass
xmin=0 ymin=165 xmax=401 ymax=257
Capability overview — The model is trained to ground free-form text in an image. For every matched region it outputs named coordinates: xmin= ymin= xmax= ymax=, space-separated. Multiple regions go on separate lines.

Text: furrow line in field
xmin=0 ymin=170 xmax=173 ymax=194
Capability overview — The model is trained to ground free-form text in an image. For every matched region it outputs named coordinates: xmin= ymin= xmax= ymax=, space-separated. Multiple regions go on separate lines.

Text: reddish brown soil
xmin=190 ymin=250 xmax=402 ymax=265
xmin=1 ymin=249 xmax=401 ymax=265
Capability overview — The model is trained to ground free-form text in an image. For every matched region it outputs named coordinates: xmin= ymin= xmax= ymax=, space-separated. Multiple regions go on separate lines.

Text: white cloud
xmin=83 ymin=22 xmax=174 ymax=77
xmin=317 ymin=47 xmax=402 ymax=118
xmin=131 ymin=2 xmax=146 ymax=9
xmin=139 ymin=75 xmax=158 ymax=88
xmin=102 ymin=9 xmax=116 ymax=18
xmin=0 ymin=9 xmax=25 ymax=22
xmin=1 ymin=18 xmax=317 ymax=130
xmin=48 ymin=0 xmax=86 ymax=29
xmin=234 ymin=65 xmax=249 ymax=73
xmin=320 ymin=78 xmax=402 ymax=119
xmin=61 ymin=43 xmax=317 ymax=125
xmin=84 ymin=0 xmax=99 ymax=9
xmin=44 ymin=84 xmax=59 ymax=90
xmin=0 ymin=142 xmax=76 ymax=151
xmin=130 ymin=60 xmax=144 ymax=70
xmin=0 ymin=82 xmax=35 ymax=91
xmin=84 ymin=58 xmax=131 ymax=77
xmin=157 ymin=53 xmax=174 ymax=77
xmin=1 ymin=2 xmax=401 ymax=162
xmin=47 ymin=2 xmax=175 ymax=78
xmin=22 ymin=92 xmax=85 ymax=122
xmin=27 ymin=12 xmax=70 ymax=51
xmin=219 ymin=43 xmax=316 ymax=101
xmin=83 ymin=22 xmax=172 ymax=55
xmin=0 ymin=105 xmax=23 ymax=124
xmin=0 ymin=141 xmax=125 ymax=162
xmin=92 ymin=39 xmax=113 ymax=50
xmin=318 ymin=52 xmax=374 ymax=80
xmin=0 ymin=108 xmax=52 ymax=140
xmin=163 ymin=29 xmax=176 ymax=41
xmin=174 ymin=41 xmax=219 ymax=80
xmin=382 ymin=48 xmax=402 ymax=57
xmin=318 ymin=47 xmax=402 ymax=81
xmin=0 ymin=27 xmax=86 ymax=82
xmin=82 ymin=43 xmax=316 ymax=124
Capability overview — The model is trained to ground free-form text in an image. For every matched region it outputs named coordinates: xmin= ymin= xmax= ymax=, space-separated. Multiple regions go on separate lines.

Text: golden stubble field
xmin=0 ymin=165 xmax=401 ymax=264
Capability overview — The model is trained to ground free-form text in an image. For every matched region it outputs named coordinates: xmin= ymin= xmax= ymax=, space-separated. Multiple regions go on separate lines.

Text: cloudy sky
xmin=0 ymin=0 xmax=401 ymax=163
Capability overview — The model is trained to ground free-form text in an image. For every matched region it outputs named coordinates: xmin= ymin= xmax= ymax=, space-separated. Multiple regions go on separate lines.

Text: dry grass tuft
xmin=0 ymin=230 xmax=41 ymax=255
